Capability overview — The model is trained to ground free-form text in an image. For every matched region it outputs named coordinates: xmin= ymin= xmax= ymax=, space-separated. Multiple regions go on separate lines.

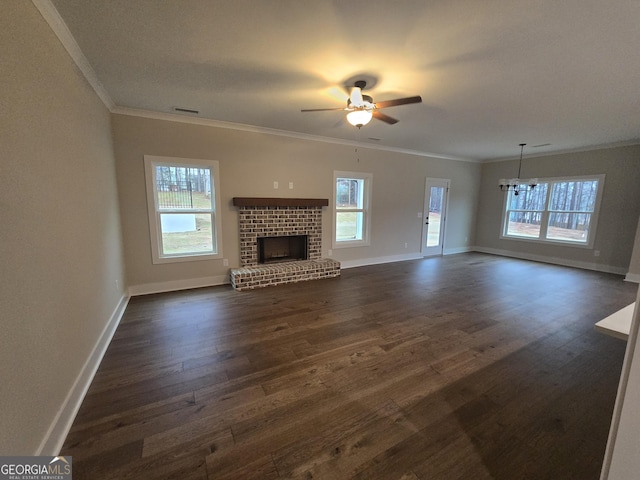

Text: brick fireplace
xmin=229 ymin=198 xmax=341 ymax=290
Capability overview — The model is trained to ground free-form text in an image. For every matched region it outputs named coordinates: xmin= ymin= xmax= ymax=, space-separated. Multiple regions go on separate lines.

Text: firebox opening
xmin=258 ymin=235 xmax=308 ymax=264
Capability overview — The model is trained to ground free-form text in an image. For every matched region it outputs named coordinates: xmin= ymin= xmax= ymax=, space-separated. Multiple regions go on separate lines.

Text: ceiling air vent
xmin=172 ymin=107 xmax=199 ymax=115
xmin=532 ymin=143 xmax=551 ymax=148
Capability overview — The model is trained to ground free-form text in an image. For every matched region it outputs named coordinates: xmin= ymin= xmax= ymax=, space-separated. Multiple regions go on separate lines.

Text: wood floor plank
xmin=61 ymin=253 xmax=637 ymax=479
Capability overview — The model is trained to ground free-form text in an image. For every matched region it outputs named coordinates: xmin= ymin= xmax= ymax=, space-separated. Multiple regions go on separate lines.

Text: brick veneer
xmin=238 ymin=205 xmax=323 ymax=267
xmin=230 ymin=203 xmax=341 ymax=289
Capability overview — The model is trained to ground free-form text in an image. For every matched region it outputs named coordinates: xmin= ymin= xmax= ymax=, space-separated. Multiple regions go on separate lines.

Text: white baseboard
xmin=339 ymin=253 xmax=423 ymax=269
xmin=129 ymin=274 xmax=230 ymax=296
xmin=444 ymin=246 xmax=474 ymax=255
xmin=625 ymin=272 xmax=640 ymax=283
xmin=473 ymin=246 xmax=627 ymax=275
xmin=36 ymin=293 xmax=130 ymax=456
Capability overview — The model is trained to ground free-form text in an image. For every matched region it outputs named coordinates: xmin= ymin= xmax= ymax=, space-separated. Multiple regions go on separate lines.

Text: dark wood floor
xmin=62 ymin=253 xmax=638 ymax=479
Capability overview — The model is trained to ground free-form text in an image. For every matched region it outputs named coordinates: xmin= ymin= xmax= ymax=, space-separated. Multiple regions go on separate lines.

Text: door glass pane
xmin=426 ymin=186 xmax=443 ymax=247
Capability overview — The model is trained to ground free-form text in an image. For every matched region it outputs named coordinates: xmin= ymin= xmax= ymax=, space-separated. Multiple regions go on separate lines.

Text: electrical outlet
xmin=417 ymin=212 xmax=422 ymax=218
xmin=594 ymin=250 xmax=600 ymax=257
xmin=328 ymin=249 xmax=332 ymax=256
xmin=289 ymin=182 xmax=294 ymax=189
xmin=273 ymin=181 xmax=278 ymax=189
xmin=404 ymin=242 xmax=408 ymax=249
xmin=223 ymin=258 xmax=229 ymax=266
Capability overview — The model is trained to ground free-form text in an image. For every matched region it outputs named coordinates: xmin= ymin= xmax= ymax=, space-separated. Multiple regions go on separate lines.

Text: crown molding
xmin=111 ymin=106 xmax=475 ymax=163
xmin=481 ymin=140 xmax=640 ymax=164
xmin=32 ymin=0 xmax=114 ymax=110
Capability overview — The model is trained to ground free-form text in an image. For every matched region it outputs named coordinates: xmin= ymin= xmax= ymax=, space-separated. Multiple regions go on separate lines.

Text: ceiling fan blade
xmin=301 ymin=107 xmax=347 ymax=112
xmin=372 ymin=110 xmax=398 ymax=124
xmin=374 ymin=96 xmax=422 ymax=109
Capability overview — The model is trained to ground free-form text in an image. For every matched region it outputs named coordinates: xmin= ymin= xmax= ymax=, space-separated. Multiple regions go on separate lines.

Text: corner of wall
xmin=36 ymin=294 xmax=130 ymax=455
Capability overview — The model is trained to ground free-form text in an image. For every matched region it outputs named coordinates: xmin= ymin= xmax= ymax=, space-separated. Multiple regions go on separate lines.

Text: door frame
xmin=421 ymin=178 xmax=450 ymax=256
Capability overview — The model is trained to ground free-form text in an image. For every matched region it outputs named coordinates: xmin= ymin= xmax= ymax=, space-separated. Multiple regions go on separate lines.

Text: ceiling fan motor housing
xmin=347 ymin=95 xmax=373 ymax=109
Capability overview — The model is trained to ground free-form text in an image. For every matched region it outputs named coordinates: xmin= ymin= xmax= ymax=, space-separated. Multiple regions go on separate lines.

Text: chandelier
xmin=499 ymin=143 xmax=538 ymax=196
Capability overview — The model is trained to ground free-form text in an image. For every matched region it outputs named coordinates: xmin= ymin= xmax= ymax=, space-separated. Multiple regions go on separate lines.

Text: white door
xmin=421 ymin=178 xmax=450 ymax=256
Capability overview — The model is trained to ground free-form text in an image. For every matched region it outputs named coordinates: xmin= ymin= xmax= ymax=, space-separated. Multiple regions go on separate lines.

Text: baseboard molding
xmin=444 ymin=246 xmax=474 ymax=255
xmin=339 ymin=253 xmax=424 ymax=269
xmin=625 ymin=272 xmax=640 ymax=283
xmin=36 ymin=293 xmax=130 ymax=456
xmin=473 ymin=246 xmax=627 ymax=275
xmin=129 ymin=274 xmax=230 ymax=296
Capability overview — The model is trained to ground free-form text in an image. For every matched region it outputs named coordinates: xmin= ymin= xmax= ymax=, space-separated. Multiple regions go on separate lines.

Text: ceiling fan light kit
xmin=302 ymin=80 xmax=422 ymax=128
xmin=346 ymin=109 xmax=373 ymax=127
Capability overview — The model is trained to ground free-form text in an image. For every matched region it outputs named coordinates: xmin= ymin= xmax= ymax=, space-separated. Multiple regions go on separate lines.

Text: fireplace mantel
xmin=232 ymin=197 xmax=328 ymax=207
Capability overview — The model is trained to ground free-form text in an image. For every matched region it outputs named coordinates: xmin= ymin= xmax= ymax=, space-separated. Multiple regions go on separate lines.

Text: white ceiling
xmin=47 ymin=0 xmax=640 ymax=161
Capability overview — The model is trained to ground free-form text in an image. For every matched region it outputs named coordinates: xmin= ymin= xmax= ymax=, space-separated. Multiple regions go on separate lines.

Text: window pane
xmin=160 ymin=213 xmax=214 ymax=255
xmin=506 ymin=211 xmax=542 ymax=238
xmin=508 ymin=183 xmax=548 ymax=210
xmin=156 ymin=166 xmax=212 ymax=210
xmin=547 ymin=212 xmax=591 ymax=242
xmin=549 ymin=180 xmax=598 ymax=212
xmin=336 ymin=178 xmax=364 ymax=209
xmin=336 ymin=211 xmax=363 ymax=241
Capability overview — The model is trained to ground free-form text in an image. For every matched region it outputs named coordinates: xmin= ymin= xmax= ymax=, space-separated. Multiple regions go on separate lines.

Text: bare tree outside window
xmin=502 ymin=176 xmax=603 ymax=246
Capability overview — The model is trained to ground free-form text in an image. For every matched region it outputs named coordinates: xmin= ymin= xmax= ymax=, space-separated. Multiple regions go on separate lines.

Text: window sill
xmin=499 ymin=234 xmax=593 ymax=249
xmin=332 ymin=240 xmax=370 ymax=249
xmin=152 ymin=252 xmax=223 ymax=264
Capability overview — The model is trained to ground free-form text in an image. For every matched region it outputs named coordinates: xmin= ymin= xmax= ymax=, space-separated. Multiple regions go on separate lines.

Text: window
xmin=501 ymin=175 xmax=604 ymax=247
xmin=144 ymin=156 xmax=222 ymax=263
xmin=333 ymin=171 xmax=372 ymax=248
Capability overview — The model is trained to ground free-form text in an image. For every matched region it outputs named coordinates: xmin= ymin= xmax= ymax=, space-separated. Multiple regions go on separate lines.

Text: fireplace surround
xmin=229 ymin=197 xmax=340 ymax=290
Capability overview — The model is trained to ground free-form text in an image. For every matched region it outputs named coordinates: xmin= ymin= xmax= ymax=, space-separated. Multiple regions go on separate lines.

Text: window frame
xmin=144 ymin=155 xmax=223 ymax=264
xmin=500 ymin=174 xmax=605 ymax=249
xmin=333 ymin=171 xmax=372 ymax=249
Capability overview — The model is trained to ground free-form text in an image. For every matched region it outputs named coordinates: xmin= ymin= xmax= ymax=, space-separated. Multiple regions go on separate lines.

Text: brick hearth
xmin=230 ymin=259 xmax=341 ymax=291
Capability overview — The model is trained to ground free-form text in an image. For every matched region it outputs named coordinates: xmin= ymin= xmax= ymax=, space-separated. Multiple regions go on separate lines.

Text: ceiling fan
xmin=301 ymin=80 xmax=422 ymax=127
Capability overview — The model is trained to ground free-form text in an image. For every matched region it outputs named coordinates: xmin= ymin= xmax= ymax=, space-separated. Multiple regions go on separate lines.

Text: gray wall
xmin=0 ymin=1 xmax=126 ymax=454
xmin=476 ymin=146 xmax=640 ymax=273
xmin=111 ymin=113 xmax=481 ymax=292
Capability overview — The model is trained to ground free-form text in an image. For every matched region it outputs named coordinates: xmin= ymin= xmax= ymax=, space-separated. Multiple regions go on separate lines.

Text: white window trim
xmin=144 ymin=155 xmax=223 ymax=264
xmin=333 ymin=171 xmax=372 ymax=249
xmin=499 ymin=174 xmax=605 ymax=249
